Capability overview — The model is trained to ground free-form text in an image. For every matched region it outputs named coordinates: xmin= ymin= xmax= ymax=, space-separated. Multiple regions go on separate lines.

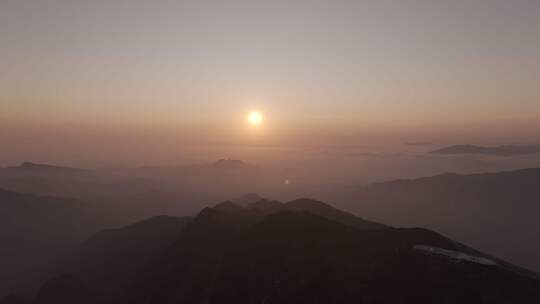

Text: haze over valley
xmin=2 ymin=0 xmax=540 ymax=303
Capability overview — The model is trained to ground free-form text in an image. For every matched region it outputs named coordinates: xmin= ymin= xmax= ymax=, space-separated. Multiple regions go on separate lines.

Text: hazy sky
xmin=1 ymin=0 xmax=540 ymax=165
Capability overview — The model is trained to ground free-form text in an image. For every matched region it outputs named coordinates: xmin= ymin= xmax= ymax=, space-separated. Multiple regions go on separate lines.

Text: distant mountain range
xmin=3 ymin=160 xmax=540 ymax=303
xmin=125 ymin=159 xmax=259 ymax=177
xmin=0 ymin=162 xmax=91 ymax=177
xmin=347 ymin=167 xmax=540 ymax=271
xmin=3 ymin=197 xmax=539 ymax=303
xmin=0 ymin=162 xmax=210 ymax=220
xmin=431 ymin=144 xmax=540 ymax=156
xmin=0 ymin=162 xmax=145 ymax=198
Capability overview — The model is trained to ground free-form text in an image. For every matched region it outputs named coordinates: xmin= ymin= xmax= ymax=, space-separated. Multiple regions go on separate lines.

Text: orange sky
xmin=1 ymin=0 xmax=539 ymax=166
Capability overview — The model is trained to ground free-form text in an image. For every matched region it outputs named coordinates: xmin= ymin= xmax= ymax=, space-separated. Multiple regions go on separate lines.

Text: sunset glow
xmin=1 ymin=2 xmax=540 ymax=301
xmin=247 ymin=111 xmax=263 ymax=126
xmin=1 ymin=1 xmax=539 ymax=165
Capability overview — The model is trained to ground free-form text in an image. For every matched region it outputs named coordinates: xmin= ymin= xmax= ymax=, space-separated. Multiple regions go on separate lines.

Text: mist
xmin=2 ymin=0 xmax=540 ymax=303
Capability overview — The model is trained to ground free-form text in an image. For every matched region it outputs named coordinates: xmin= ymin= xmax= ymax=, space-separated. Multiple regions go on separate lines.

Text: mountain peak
xmin=213 ymin=201 xmax=245 ymax=213
xmin=285 ymin=198 xmax=387 ymax=230
xmin=232 ymin=193 xmax=265 ymax=206
xmin=212 ymin=159 xmax=255 ymax=170
xmin=20 ymin=161 xmax=39 ymax=168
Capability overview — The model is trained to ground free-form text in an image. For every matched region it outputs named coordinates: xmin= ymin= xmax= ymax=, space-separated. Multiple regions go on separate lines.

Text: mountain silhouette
xmin=0 ymin=162 xmax=118 ymax=198
xmin=125 ymin=201 xmax=539 ymax=304
xmin=347 ymin=167 xmax=540 ymax=271
xmin=214 ymin=197 xmax=386 ymax=230
xmin=431 ymin=144 xmax=540 ymax=156
xmin=0 ymin=162 xmax=206 ymax=222
xmin=180 ymin=159 xmax=254 ymax=171
xmin=2 ymin=162 xmax=90 ymax=174
xmin=232 ymin=193 xmax=265 ymax=206
xmin=281 ymin=198 xmax=386 ymax=230
xmin=212 ymin=159 xmax=255 ymax=170
xmin=33 ymin=274 xmax=99 ymax=304
xmin=41 ymin=215 xmax=192 ymax=298
xmin=4 ymin=197 xmax=540 ymax=303
xmin=0 ymin=188 xmax=107 ymax=297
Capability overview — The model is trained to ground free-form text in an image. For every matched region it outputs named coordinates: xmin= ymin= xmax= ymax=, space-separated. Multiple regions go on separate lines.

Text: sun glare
xmin=247 ymin=111 xmax=263 ymax=126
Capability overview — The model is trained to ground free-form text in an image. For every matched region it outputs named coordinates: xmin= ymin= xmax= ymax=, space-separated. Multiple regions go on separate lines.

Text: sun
xmin=247 ymin=111 xmax=263 ymax=126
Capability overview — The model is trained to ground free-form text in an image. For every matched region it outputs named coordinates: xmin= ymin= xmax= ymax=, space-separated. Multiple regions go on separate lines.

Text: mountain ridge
xmin=348 ymin=167 xmax=540 ymax=271
xmin=431 ymin=144 xmax=540 ymax=156
xmin=3 ymin=196 xmax=540 ymax=303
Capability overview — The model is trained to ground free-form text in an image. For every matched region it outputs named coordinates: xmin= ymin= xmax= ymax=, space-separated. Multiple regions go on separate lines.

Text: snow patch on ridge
xmin=413 ymin=245 xmax=497 ymax=266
